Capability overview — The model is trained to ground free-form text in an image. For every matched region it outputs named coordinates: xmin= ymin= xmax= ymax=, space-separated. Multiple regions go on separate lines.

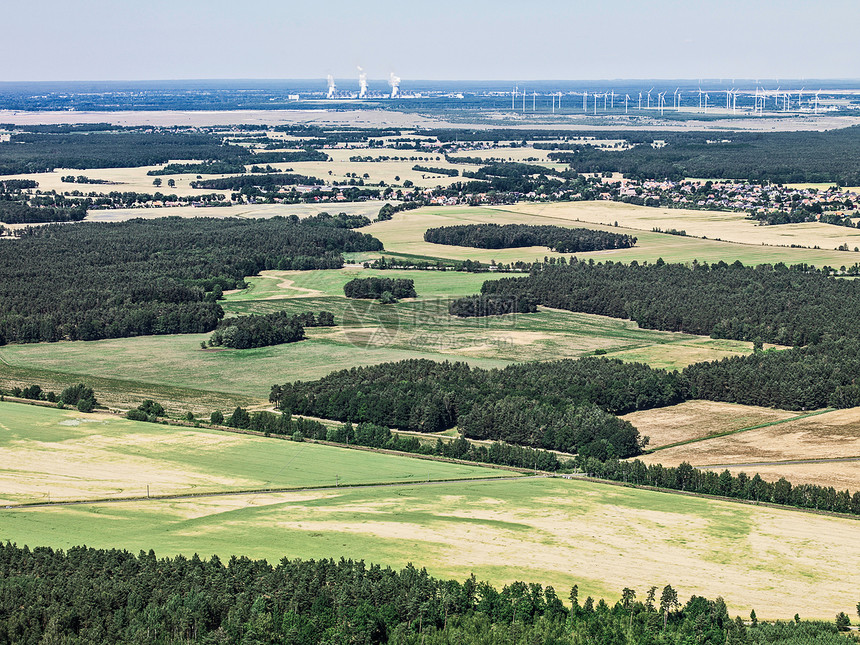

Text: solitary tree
xmin=660 ymin=585 xmax=679 ymax=628
xmin=621 ymin=587 xmax=636 ymax=628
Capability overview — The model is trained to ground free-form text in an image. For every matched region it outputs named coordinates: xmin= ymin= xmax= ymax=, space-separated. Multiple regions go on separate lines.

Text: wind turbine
xmin=703 ymin=92 xmax=709 ymax=113
xmin=814 ymin=90 xmax=821 ymax=113
xmin=512 ymin=86 xmax=517 ymax=111
xmin=673 ymin=88 xmax=679 ymax=110
xmin=697 ymin=88 xmax=703 ymax=110
xmin=583 ymin=91 xmax=588 ymax=112
xmin=658 ymin=92 xmax=666 ymax=116
xmin=677 ymin=90 xmax=682 ymax=110
xmin=647 ymin=87 xmax=653 ymax=109
xmin=625 ymin=93 xmax=630 ymax=114
xmin=610 ymin=90 xmax=616 ymax=109
xmin=638 ymin=91 xmax=642 ymax=110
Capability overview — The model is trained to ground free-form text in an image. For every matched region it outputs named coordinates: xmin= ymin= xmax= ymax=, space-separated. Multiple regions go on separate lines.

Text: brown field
xmin=622 ymin=401 xmax=798 ymax=449
xmin=639 ymin=407 xmax=860 ymax=489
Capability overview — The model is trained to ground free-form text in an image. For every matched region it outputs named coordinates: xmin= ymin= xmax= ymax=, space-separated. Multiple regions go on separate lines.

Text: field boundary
xmin=645 ymin=408 xmax=834 ymax=452
xmin=3 ymin=475 xmax=538 ymax=511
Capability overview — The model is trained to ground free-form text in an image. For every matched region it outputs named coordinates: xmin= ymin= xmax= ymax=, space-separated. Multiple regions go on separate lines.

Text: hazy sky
xmin=2 ymin=0 xmax=857 ymax=81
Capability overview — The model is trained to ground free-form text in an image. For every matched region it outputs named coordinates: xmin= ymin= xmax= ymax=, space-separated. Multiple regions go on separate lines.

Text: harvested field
xmin=639 ymin=407 xmax=860 ymax=490
xmin=622 ymin=401 xmax=798 ymax=449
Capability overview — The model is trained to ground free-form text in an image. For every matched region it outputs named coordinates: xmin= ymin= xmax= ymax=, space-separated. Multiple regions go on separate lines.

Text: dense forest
xmin=343 ymin=277 xmax=417 ymax=300
xmin=449 ymin=294 xmax=538 ymax=317
xmin=208 ymin=311 xmax=335 ymax=350
xmin=431 ymin=126 xmax=860 ymax=184
xmin=0 ymin=543 xmax=852 ymax=645
xmin=0 ymin=201 xmax=87 ymax=224
xmin=0 ymin=129 xmax=328 ymax=175
xmin=0 ymin=217 xmax=382 ymax=344
xmin=424 ymin=223 xmax=637 ymax=252
xmin=479 ymin=259 xmax=860 ymax=346
xmin=542 ymin=127 xmax=860 ymax=184
xmin=271 ymin=357 xmax=688 ymax=458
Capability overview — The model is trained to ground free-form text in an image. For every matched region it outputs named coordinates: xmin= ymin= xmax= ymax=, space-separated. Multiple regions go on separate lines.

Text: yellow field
xmin=364 ymin=203 xmax=860 ymax=267
xmin=640 ymin=407 xmax=860 ymax=490
xmin=621 ymin=401 xmax=798 ymax=449
xmin=500 ymin=201 xmax=860 ymax=251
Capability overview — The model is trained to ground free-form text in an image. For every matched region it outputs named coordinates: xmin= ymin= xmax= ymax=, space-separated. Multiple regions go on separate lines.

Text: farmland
xmin=365 ymin=203 xmax=860 ymax=267
xmin=638 ymin=406 xmax=860 ymax=490
xmin=0 ymin=267 xmax=758 ymax=411
xmin=1 ymin=462 xmax=858 ymax=619
xmin=4 ymin=112 xmax=860 ymax=634
xmin=0 ymin=401 xmax=508 ymax=505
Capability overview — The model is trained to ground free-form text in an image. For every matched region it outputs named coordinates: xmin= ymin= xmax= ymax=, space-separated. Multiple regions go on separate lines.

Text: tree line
xmin=190 ymin=172 xmax=324 ymax=191
xmin=581 ymin=457 xmax=860 ymax=517
xmin=208 ymin=311 xmax=335 ymax=350
xmin=0 ymin=217 xmax=382 ymax=344
xmin=0 ymin=542 xmax=852 ymax=644
xmin=344 ymin=277 xmax=417 ymax=301
xmin=412 ymin=164 xmax=459 ymax=177
xmin=424 ymin=223 xmax=637 ymax=252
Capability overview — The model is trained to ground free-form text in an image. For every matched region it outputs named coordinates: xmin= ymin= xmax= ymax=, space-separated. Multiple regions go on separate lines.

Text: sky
xmin=2 ymin=0 xmax=858 ymax=82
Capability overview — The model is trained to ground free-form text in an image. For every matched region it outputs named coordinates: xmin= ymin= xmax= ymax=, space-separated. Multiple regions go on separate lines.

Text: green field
xmin=0 ymin=401 xmax=508 ymax=504
xmin=2 ymin=471 xmax=857 ymax=619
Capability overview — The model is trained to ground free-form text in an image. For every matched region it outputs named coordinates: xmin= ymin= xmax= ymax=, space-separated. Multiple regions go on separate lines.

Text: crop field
xmin=622 ymin=401 xmax=799 ymax=449
xmin=2 ymin=471 xmax=858 ymax=618
xmin=0 ymin=401 xmax=506 ymax=505
xmin=0 ymin=268 xmax=758 ymax=411
xmin=366 ymin=204 xmax=860 ymax=267
xmin=638 ymin=407 xmax=860 ymax=490
xmin=503 ymin=201 xmax=860 ymax=251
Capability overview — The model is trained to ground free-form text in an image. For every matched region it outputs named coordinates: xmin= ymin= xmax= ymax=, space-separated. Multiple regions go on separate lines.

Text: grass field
xmin=638 ymin=407 xmax=860 ymax=490
xmin=2 ymin=474 xmax=858 ymax=619
xmin=365 ymin=203 xmax=860 ymax=267
xmin=0 ymin=401 xmax=507 ymax=505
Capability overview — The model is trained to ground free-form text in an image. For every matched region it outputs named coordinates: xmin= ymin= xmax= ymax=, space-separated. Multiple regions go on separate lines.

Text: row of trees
xmin=424 ymin=223 xmax=637 ymax=252
xmin=1 ymin=383 xmax=97 ymax=413
xmin=0 ymin=217 xmax=382 ymax=344
xmin=208 ymin=311 xmax=335 ymax=350
xmin=583 ymin=457 xmax=860 ymax=517
xmin=0 ymin=542 xmax=851 ymax=644
xmin=270 ymin=357 xmax=688 ymax=457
